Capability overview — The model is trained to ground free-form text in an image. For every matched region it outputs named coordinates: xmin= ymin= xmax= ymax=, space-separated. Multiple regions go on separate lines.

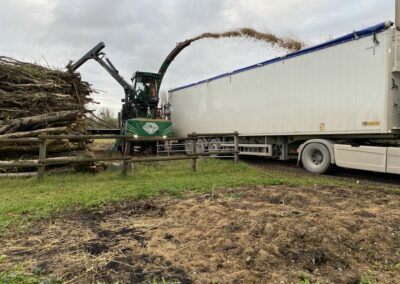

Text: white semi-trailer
xmin=169 ymin=20 xmax=400 ymax=175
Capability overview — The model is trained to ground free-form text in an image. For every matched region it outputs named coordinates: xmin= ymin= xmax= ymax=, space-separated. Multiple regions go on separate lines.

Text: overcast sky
xmin=0 ymin=0 xmax=394 ymax=114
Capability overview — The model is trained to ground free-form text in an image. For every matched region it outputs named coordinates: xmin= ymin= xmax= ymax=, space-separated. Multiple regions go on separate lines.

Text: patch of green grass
xmin=0 ymin=159 xmax=396 ymax=232
xmin=360 ymin=275 xmax=375 ymax=284
xmin=0 ymin=265 xmax=61 ymax=284
xmin=298 ymin=272 xmax=320 ymax=284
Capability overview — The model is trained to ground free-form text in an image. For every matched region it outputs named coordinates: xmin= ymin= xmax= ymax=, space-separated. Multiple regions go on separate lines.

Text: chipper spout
xmin=157 ymin=40 xmax=192 ymax=90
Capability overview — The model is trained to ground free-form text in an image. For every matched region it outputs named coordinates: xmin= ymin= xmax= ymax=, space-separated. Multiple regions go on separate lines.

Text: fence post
xmin=191 ymin=134 xmax=197 ymax=172
xmin=37 ymin=134 xmax=47 ymax=180
xmin=234 ymin=131 xmax=239 ymax=163
xmin=123 ymin=156 xmax=130 ymax=176
xmin=122 ymin=138 xmax=129 ymax=176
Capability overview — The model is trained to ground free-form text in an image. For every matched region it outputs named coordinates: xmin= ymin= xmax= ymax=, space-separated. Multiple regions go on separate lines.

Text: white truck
xmin=169 ymin=19 xmax=400 ymax=175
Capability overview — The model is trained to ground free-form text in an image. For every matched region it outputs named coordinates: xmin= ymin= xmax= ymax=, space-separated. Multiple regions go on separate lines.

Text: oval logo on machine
xmin=142 ymin=122 xmax=159 ymax=134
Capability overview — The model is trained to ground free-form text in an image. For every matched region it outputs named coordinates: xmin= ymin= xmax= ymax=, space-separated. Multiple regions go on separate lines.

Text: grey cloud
xmin=0 ymin=0 xmax=395 ymax=113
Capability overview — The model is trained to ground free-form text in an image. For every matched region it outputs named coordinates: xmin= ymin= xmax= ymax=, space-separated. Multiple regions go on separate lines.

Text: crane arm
xmin=67 ymin=42 xmax=134 ymax=93
xmin=92 ymin=56 xmax=133 ymax=92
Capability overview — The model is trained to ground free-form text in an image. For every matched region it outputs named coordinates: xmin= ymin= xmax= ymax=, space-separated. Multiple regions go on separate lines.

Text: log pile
xmin=0 ymin=56 xmax=94 ymax=163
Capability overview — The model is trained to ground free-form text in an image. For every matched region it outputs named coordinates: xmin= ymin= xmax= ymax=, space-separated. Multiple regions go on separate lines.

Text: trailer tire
xmin=208 ymin=138 xmax=221 ymax=151
xmin=184 ymin=138 xmax=207 ymax=154
xmin=184 ymin=140 xmax=193 ymax=155
xmin=196 ymin=138 xmax=207 ymax=154
xmin=301 ymin=143 xmax=331 ymax=174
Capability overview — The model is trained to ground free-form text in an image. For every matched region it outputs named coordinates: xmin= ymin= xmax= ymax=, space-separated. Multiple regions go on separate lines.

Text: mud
xmin=1 ymin=186 xmax=400 ymax=283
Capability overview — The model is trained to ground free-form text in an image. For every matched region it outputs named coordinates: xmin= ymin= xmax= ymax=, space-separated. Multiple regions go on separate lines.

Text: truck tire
xmin=301 ymin=143 xmax=331 ymax=174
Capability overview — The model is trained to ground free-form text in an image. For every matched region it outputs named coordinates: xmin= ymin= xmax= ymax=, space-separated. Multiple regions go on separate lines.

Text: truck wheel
xmin=301 ymin=143 xmax=331 ymax=174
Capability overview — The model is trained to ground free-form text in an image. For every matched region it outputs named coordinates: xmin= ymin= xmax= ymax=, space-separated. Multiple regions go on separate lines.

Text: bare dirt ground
xmin=244 ymin=156 xmax=400 ymax=188
xmin=1 ymin=184 xmax=400 ymax=283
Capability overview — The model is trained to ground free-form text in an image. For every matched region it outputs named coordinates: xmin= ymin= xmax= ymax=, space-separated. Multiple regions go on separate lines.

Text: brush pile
xmin=0 ymin=56 xmax=94 ymax=162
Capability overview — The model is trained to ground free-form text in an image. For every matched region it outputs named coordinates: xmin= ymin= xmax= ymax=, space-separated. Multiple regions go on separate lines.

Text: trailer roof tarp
xmin=171 ymin=21 xmax=393 ymax=92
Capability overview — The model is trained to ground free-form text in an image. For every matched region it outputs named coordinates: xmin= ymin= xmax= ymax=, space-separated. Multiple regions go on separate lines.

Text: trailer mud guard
xmin=297 ymin=139 xmax=336 ymax=166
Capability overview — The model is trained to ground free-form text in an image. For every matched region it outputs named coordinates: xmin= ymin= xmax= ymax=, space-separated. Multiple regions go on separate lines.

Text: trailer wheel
xmin=184 ymin=138 xmax=207 ymax=154
xmin=184 ymin=140 xmax=193 ymax=155
xmin=208 ymin=138 xmax=221 ymax=157
xmin=208 ymin=138 xmax=221 ymax=151
xmin=301 ymin=143 xmax=331 ymax=174
xmin=196 ymin=138 xmax=207 ymax=154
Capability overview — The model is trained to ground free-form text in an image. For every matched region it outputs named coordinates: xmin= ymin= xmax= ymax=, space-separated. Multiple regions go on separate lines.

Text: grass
xmin=360 ymin=275 xmax=375 ymax=284
xmin=90 ymin=139 xmax=116 ymax=152
xmin=0 ymin=265 xmax=61 ymax=284
xmin=0 ymin=159 xmax=395 ymax=232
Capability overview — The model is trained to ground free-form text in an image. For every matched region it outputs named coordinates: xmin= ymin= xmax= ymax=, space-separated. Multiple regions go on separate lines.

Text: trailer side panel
xmin=170 ymin=29 xmax=394 ymax=137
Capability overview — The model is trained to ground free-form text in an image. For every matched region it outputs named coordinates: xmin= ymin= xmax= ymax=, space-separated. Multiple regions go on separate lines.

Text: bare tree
xmin=92 ymin=107 xmax=118 ymax=128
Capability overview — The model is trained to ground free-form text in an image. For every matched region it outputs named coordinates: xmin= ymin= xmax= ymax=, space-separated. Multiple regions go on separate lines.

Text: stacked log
xmin=0 ymin=56 xmax=94 ymax=164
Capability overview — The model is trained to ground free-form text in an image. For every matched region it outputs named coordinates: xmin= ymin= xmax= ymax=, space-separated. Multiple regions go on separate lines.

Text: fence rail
xmin=0 ymin=132 xmax=239 ymax=180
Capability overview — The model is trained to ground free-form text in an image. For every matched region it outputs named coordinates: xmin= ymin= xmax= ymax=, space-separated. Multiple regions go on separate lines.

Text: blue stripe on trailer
xmin=170 ymin=21 xmax=393 ymax=92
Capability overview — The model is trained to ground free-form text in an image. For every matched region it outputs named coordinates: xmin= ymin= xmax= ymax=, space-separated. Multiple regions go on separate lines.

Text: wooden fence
xmin=0 ymin=132 xmax=239 ymax=180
